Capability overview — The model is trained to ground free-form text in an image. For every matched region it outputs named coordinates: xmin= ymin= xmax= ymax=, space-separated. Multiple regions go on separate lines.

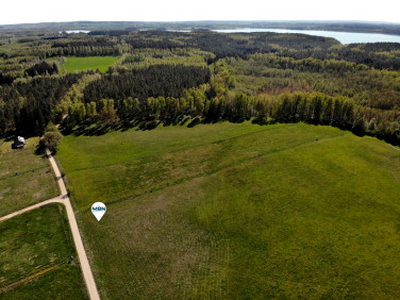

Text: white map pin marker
xmin=91 ymin=202 xmax=107 ymax=221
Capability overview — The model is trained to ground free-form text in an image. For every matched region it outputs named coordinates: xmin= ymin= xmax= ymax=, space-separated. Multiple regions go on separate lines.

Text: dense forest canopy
xmin=0 ymin=24 xmax=399 ymax=144
xmin=2 ymin=20 xmax=400 ymax=35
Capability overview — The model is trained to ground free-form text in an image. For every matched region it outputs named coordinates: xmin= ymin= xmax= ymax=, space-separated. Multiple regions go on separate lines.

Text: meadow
xmin=57 ymin=122 xmax=400 ymax=299
xmin=0 ymin=42 xmax=24 ymax=53
xmin=0 ymin=138 xmax=59 ymax=217
xmin=63 ymin=56 xmax=120 ymax=73
xmin=121 ymin=48 xmax=213 ymax=68
xmin=0 ymin=203 xmax=88 ymax=299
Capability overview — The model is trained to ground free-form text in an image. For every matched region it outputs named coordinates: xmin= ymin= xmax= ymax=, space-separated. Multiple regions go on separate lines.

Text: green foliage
xmin=40 ymin=130 xmax=63 ymax=153
xmin=0 ymin=74 xmax=82 ymax=135
xmin=352 ymin=116 xmax=368 ymax=136
xmin=25 ymin=61 xmax=58 ymax=77
xmin=1 ymin=30 xmax=400 ymax=145
xmin=121 ymin=48 xmax=213 ymax=68
xmin=82 ymin=64 xmax=210 ymax=104
xmin=1 ymin=26 xmax=400 ymax=299
xmin=45 ymin=121 xmax=58 ymax=132
xmin=220 ymin=54 xmax=400 ymax=110
xmin=98 ymin=99 xmax=119 ymax=124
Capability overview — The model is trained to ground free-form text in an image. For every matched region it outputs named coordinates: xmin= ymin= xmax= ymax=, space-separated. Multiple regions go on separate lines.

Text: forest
xmin=0 ymin=26 xmax=399 ymax=144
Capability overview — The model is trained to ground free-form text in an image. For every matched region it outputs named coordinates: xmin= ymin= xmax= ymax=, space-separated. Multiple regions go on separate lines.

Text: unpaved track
xmin=0 ymin=149 xmax=100 ymax=300
xmin=0 ymin=196 xmax=63 ymax=222
xmin=46 ymin=149 xmax=101 ymax=300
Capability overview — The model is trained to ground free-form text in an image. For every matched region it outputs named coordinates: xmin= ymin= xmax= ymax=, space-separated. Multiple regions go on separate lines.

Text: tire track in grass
xmin=103 ymin=132 xmax=348 ymax=209
xmin=0 ymin=262 xmax=66 ymax=293
xmin=65 ymin=125 xmax=281 ymax=173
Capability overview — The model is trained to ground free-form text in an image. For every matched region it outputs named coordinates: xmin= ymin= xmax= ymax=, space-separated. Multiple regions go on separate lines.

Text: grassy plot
xmin=122 ymin=48 xmax=213 ymax=68
xmin=57 ymin=122 xmax=400 ymax=299
xmin=0 ymin=204 xmax=88 ymax=299
xmin=63 ymin=56 xmax=120 ymax=73
xmin=194 ymin=135 xmax=400 ymax=299
xmin=0 ymin=138 xmax=59 ymax=217
xmin=0 ymin=42 xmax=23 ymax=53
xmin=0 ymin=265 xmax=88 ymax=300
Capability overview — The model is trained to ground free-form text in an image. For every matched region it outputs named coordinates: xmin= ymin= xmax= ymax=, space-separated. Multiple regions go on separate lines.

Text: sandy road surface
xmin=0 ymin=150 xmax=100 ymax=300
xmin=0 ymin=196 xmax=63 ymax=222
xmin=46 ymin=149 xmax=100 ymax=300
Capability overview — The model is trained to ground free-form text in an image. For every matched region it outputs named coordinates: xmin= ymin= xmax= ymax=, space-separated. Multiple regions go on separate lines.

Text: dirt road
xmin=0 ymin=196 xmax=63 ymax=222
xmin=46 ymin=149 xmax=100 ymax=300
xmin=0 ymin=150 xmax=100 ymax=300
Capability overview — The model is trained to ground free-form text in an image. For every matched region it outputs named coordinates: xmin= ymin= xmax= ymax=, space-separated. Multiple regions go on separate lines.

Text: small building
xmin=12 ymin=136 xmax=27 ymax=149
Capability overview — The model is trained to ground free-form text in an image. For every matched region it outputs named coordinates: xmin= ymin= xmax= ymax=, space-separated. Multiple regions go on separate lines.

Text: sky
xmin=1 ymin=0 xmax=399 ymax=25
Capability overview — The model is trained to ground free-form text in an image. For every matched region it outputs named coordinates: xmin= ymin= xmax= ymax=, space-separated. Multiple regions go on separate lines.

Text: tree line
xmin=219 ymin=54 xmax=400 ymax=111
xmin=57 ymin=84 xmax=400 ymax=145
xmin=0 ymin=74 xmax=82 ymax=135
xmin=1 ymin=30 xmax=399 ymax=146
xmin=278 ymin=43 xmax=400 ymax=71
xmin=82 ymin=64 xmax=211 ymax=103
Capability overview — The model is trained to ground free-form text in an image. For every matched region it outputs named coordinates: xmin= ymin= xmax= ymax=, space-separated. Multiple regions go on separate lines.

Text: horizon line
xmin=1 ymin=19 xmax=400 ymax=27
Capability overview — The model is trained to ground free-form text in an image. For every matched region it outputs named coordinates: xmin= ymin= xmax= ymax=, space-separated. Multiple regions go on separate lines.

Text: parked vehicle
xmin=12 ymin=136 xmax=27 ymax=149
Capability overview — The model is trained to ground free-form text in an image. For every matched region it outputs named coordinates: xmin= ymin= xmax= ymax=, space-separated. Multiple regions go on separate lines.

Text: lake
xmin=213 ymin=28 xmax=400 ymax=44
xmin=65 ymin=30 xmax=91 ymax=34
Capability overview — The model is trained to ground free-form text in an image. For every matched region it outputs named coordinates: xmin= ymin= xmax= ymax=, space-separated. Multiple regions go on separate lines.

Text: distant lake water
xmin=213 ymin=28 xmax=400 ymax=44
xmin=65 ymin=30 xmax=91 ymax=34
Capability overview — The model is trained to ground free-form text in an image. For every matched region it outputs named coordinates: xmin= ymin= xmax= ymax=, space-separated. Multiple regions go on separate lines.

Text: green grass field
xmin=57 ymin=122 xmax=400 ymax=299
xmin=0 ymin=204 xmax=88 ymax=299
xmin=0 ymin=42 xmax=23 ymax=53
xmin=63 ymin=56 xmax=120 ymax=73
xmin=0 ymin=138 xmax=59 ymax=217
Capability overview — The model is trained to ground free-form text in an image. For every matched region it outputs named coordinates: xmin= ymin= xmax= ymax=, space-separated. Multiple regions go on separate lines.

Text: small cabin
xmin=12 ymin=136 xmax=27 ymax=149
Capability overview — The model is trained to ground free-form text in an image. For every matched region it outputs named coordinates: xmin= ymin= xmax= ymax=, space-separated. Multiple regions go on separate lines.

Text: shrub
xmin=40 ymin=131 xmax=63 ymax=153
